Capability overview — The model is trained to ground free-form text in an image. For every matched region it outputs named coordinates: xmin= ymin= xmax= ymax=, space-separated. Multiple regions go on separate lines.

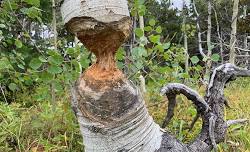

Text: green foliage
xmin=149 ymin=19 xmax=156 ymax=26
xmin=29 ymin=58 xmax=42 ymax=70
xmin=121 ymin=8 xmax=203 ymax=88
xmin=211 ymin=54 xmax=220 ymax=62
xmin=23 ymin=0 xmax=40 ymax=7
xmin=8 ymin=83 xmax=18 ymax=92
xmin=14 ymin=39 xmax=23 ymax=48
xmin=0 ymin=0 xmax=90 ymax=102
xmin=156 ymin=26 xmax=162 ymax=34
xmin=190 ymin=56 xmax=200 ymax=64
xmin=135 ymin=28 xmax=144 ymax=37
xmin=131 ymin=0 xmax=146 ymax=16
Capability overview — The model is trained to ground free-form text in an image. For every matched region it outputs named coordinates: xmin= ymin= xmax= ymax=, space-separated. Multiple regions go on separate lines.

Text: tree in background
xmin=229 ymin=0 xmax=240 ymax=64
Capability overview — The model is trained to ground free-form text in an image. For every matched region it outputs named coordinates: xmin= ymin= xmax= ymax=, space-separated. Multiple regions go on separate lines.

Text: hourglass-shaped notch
xmin=61 ymin=0 xmax=132 ymax=84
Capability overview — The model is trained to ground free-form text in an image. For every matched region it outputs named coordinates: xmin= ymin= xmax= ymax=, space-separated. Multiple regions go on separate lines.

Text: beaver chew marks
xmin=67 ymin=17 xmax=131 ymax=87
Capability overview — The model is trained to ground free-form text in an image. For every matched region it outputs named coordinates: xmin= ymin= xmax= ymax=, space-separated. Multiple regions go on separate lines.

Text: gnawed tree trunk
xmin=229 ymin=0 xmax=239 ymax=64
xmin=61 ymin=0 xmax=250 ymax=152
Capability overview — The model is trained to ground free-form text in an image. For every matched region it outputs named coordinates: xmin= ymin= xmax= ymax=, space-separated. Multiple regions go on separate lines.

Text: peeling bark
xmin=61 ymin=1 xmax=250 ymax=152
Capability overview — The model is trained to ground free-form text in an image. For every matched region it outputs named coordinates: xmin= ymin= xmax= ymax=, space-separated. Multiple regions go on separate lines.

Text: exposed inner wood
xmin=66 ymin=16 xmax=133 ymax=124
xmin=67 ymin=17 xmax=131 ymax=88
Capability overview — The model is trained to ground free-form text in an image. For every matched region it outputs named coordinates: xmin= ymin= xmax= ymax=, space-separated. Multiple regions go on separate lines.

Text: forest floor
xmin=0 ymin=78 xmax=249 ymax=152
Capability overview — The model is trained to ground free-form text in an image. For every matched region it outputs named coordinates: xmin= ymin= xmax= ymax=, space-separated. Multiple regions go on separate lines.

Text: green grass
xmin=0 ymin=78 xmax=249 ymax=151
xmin=0 ymin=101 xmax=83 ymax=152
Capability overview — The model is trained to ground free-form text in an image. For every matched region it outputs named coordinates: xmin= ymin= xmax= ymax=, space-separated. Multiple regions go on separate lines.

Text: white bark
xmin=73 ymin=80 xmax=163 ymax=152
xmin=139 ymin=75 xmax=146 ymax=94
xmin=213 ymin=7 xmax=223 ymax=63
xmin=227 ymin=119 xmax=248 ymax=127
xmin=192 ymin=0 xmax=206 ymax=58
xmin=183 ymin=1 xmax=189 ymax=74
xmin=205 ymin=0 xmax=212 ymax=76
xmin=229 ymin=0 xmax=239 ymax=64
xmin=138 ymin=16 xmax=146 ymax=94
xmin=61 ymin=0 xmax=130 ymax=24
xmin=51 ymin=0 xmax=57 ymax=107
xmin=139 ymin=16 xmax=144 ymax=31
xmin=243 ymin=6 xmax=248 ymax=66
xmin=184 ymin=32 xmax=189 ymax=74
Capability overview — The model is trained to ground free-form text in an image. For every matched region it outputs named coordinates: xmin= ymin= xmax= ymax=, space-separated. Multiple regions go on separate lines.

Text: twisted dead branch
xmin=160 ymin=63 xmax=250 ymax=152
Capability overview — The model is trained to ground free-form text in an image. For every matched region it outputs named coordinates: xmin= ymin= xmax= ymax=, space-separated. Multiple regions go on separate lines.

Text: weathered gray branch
xmin=227 ymin=119 xmax=248 ymax=127
xmin=161 ymin=63 xmax=250 ymax=152
xmin=160 ymin=83 xmax=210 ymax=128
xmin=190 ymin=63 xmax=250 ymax=151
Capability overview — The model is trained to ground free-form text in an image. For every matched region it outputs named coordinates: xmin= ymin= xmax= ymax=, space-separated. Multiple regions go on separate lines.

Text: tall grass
xmin=0 ymin=78 xmax=249 ymax=151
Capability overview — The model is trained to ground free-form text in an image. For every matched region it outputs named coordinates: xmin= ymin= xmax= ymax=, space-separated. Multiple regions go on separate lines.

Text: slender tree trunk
xmin=51 ymin=0 xmax=57 ymax=107
xmin=220 ymin=31 xmax=224 ymax=63
xmin=183 ymin=1 xmax=189 ymax=75
xmin=229 ymin=0 xmax=239 ymax=64
xmin=192 ymin=0 xmax=206 ymax=58
xmin=139 ymin=16 xmax=144 ymax=31
xmin=243 ymin=6 xmax=248 ymax=66
xmin=138 ymin=15 xmax=146 ymax=94
xmin=184 ymin=31 xmax=189 ymax=74
xmin=61 ymin=0 xmax=250 ymax=152
xmin=213 ymin=6 xmax=224 ymax=64
xmin=205 ymin=0 xmax=212 ymax=77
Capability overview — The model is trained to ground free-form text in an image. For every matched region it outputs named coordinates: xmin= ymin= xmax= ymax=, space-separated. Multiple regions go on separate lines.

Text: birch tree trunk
xmin=139 ymin=16 xmax=144 ymax=31
xmin=205 ymin=0 xmax=212 ymax=77
xmin=213 ymin=7 xmax=224 ymax=64
xmin=192 ymin=0 xmax=206 ymax=58
xmin=182 ymin=1 xmax=189 ymax=75
xmin=61 ymin=0 xmax=250 ymax=152
xmin=243 ymin=6 xmax=248 ymax=66
xmin=229 ymin=0 xmax=239 ymax=64
xmin=51 ymin=0 xmax=57 ymax=107
xmin=138 ymin=16 xmax=146 ymax=94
